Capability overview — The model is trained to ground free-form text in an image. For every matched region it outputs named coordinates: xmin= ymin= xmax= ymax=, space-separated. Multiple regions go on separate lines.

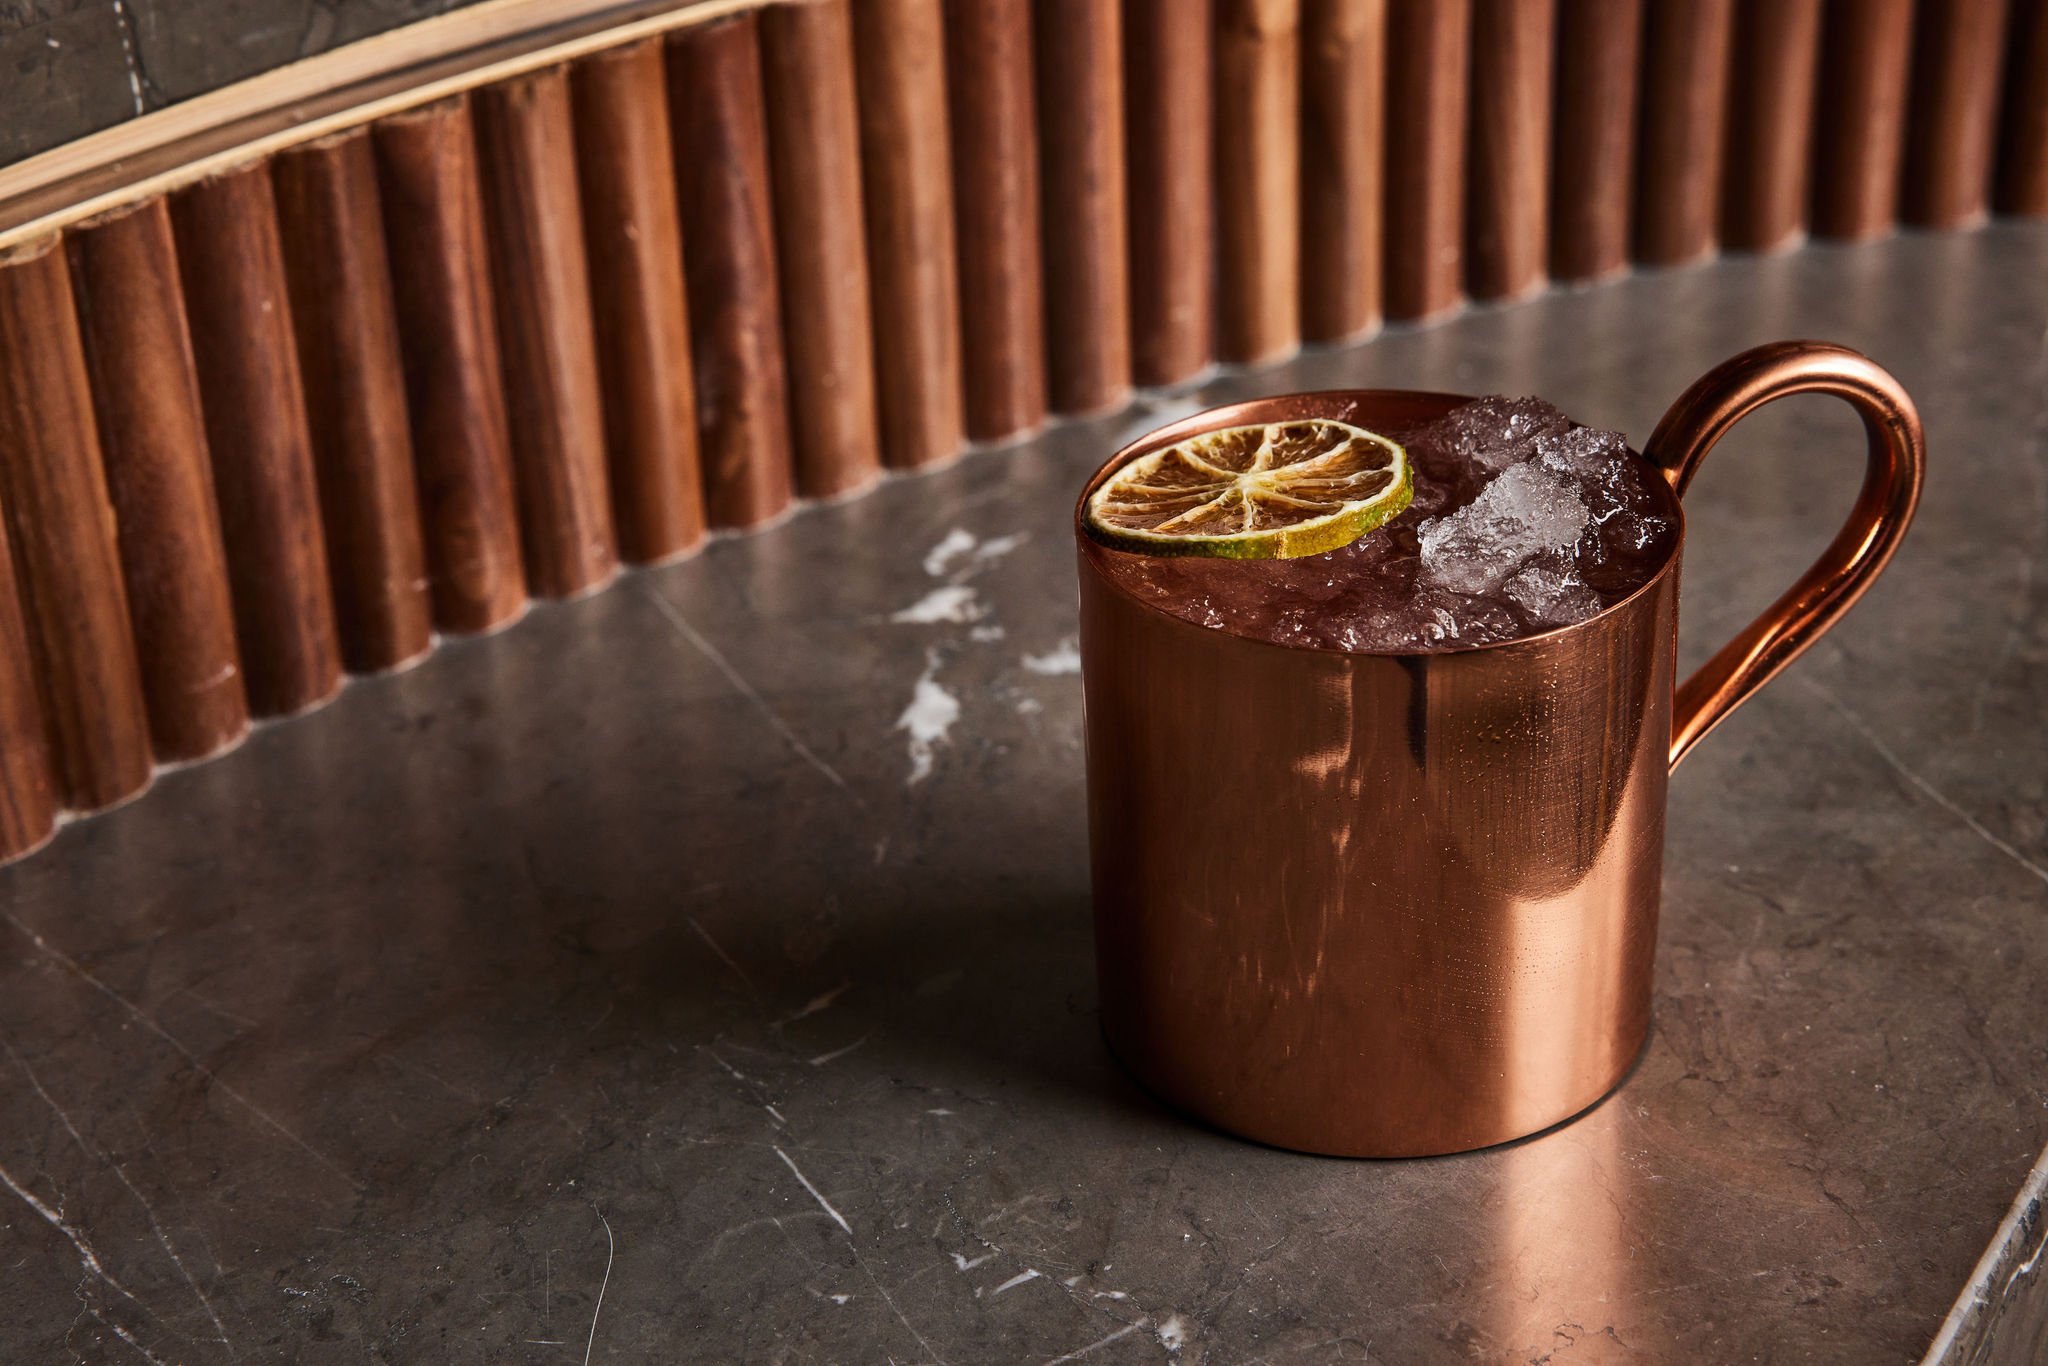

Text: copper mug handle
xmin=1643 ymin=341 xmax=1925 ymax=770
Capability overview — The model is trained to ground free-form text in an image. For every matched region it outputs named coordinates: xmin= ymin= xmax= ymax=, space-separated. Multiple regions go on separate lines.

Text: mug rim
xmin=1073 ymin=388 xmax=1689 ymax=658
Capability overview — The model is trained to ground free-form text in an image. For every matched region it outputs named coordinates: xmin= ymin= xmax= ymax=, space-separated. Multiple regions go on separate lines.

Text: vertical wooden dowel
xmin=1811 ymin=0 xmax=1915 ymax=240
xmin=273 ymin=130 xmax=434 ymax=673
xmin=0 ymin=504 xmax=55 ymax=861
xmin=1721 ymin=0 xmax=1823 ymax=252
xmin=759 ymin=2 xmax=886 ymax=490
xmin=1216 ymin=0 xmax=1302 ymax=363
xmin=1300 ymin=0 xmax=1384 ymax=343
xmin=1633 ymin=0 xmax=1734 ymax=266
xmin=1467 ymin=0 xmax=1554 ymax=299
xmin=0 ymin=239 xmax=152 ymax=811
xmin=669 ymin=15 xmax=798 ymax=527
xmin=1551 ymin=0 xmax=1642 ymax=282
xmin=852 ymin=0 xmax=966 ymax=465
xmin=1124 ymin=0 xmax=1215 ymax=382
xmin=374 ymin=98 xmax=529 ymax=634
xmin=943 ymin=0 xmax=1048 ymax=441
xmin=172 ymin=167 xmax=344 ymax=718
xmin=1902 ymin=0 xmax=2013 ymax=227
xmin=2001 ymin=0 xmax=2048 ymax=215
xmin=474 ymin=67 xmax=619 ymax=597
xmin=67 ymin=200 xmax=249 ymax=763
xmin=1036 ymin=0 xmax=1133 ymax=411
xmin=1384 ymin=0 xmax=1471 ymax=320
xmin=569 ymin=39 xmax=708 ymax=561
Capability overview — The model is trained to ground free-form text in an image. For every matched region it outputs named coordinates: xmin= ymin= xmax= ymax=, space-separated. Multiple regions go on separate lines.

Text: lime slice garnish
xmin=1084 ymin=419 xmax=1412 ymax=559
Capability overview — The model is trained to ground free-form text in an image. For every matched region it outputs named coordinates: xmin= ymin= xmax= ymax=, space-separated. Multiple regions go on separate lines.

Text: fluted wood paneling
xmin=670 ymin=14 xmax=798 ymax=527
xmin=171 ymin=166 xmax=345 ymax=719
xmin=67 ymin=200 xmax=249 ymax=763
xmin=274 ymin=129 xmax=436 ymax=673
xmin=1721 ymin=0 xmax=1822 ymax=253
xmin=0 ymin=237 xmax=152 ymax=811
xmin=1124 ymin=0 xmax=1215 ymax=383
xmin=0 ymin=501 xmax=55 ymax=861
xmin=570 ymin=39 xmax=708 ymax=560
xmin=1216 ymin=0 xmax=1302 ymax=363
xmin=760 ymin=2 xmax=886 ymax=491
xmin=1300 ymin=0 xmax=1384 ymax=343
xmin=1468 ymin=0 xmax=1554 ymax=299
xmin=475 ymin=67 xmax=620 ymax=596
xmin=1903 ymin=0 xmax=2013 ymax=228
xmin=1811 ymin=0 xmax=1915 ymax=240
xmin=1384 ymin=0 xmax=1470 ymax=320
xmin=2003 ymin=0 xmax=2048 ymax=215
xmin=1036 ymin=0 xmax=1133 ymax=412
xmin=1634 ymin=0 xmax=1734 ymax=266
xmin=944 ymin=0 xmax=1048 ymax=441
xmin=853 ymin=0 xmax=967 ymax=467
xmin=1551 ymin=0 xmax=1642 ymax=281
xmin=373 ymin=97 xmax=530 ymax=634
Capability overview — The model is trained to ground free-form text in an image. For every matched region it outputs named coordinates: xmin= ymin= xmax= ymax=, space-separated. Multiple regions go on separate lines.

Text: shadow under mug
xmin=1074 ymin=342 xmax=1925 ymax=1158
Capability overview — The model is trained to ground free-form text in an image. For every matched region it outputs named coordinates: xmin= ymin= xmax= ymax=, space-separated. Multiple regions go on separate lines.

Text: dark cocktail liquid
xmin=1095 ymin=397 xmax=1679 ymax=651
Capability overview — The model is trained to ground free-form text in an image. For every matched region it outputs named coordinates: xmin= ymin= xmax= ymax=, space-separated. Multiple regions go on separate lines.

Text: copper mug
xmin=1075 ymin=342 xmax=1925 ymax=1157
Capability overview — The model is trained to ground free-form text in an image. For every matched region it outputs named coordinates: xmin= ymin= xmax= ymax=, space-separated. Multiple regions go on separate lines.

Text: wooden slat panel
xmin=0 ymin=500 xmax=55 ymax=861
xmin=1217 ymin=0 xmax=1302 ymax=363
xmin=171 ymin=166 xmax=345 ymax=719
xmin=853 ymin=0 xmax=967 ymax=467
xmin=760 ymin=1 xmax=886 ymax=491
xmin=1903 ymin=0 xmax=2013 ymax=227
xmin=1634 ymin=0 xmax=1734 ymax=266
xmin=570 ymin=39 xmax=708 ymax=560
xmin=1811 ymin=0 xmax=1915 ymax=240
xmin=2001 ymin=0 xmax=2048 ymax=215
xmin=669 ymin=15 xmax=798 ymax=526
xmin=1301 ymin=0 xmax=1384 ymax=343
xmin=944 ymin=0 xmax=1048 ymax=442
xmin=1384 ymin=0 xmax=1470 ymax=320
xmin=274 ymin=130 xmax=436 ymax=673
xmin=1036 ymin=0 xmax=1133 ymax=412
xmin=1722 ymin=0 xmax=1823 ymax=252
xmin=0 ymin=237 xmax=152 ymax=810
xmin=67 ymin=199 xmax=249 ymax=763
xmin=1468 ymin=0 xmax=1554 ymax=299
xmin=1124 ymin=0 xmax=1215 ymax=383
xmin=474 ymin=66 xmax=619 ymax=596
xmin=1551 ymin=0 xmax=1642 ymax=282
xmin=373 ymin=97 xmax=529 ymax=635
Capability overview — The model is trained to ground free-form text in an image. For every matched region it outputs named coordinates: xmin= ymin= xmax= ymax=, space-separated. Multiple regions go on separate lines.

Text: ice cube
xmin=1503 ymin=557 xmax=1603 ymax=626
xmin=1418 ymin=464 xmax=1592 ymax=595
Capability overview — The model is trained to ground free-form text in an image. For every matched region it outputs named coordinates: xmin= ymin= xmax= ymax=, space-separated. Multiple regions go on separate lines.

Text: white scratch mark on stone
xmin=581 ymin=1209 xmax=614 ymax=1366
xmin=969 ymin=625 xmax=1006 ymax=642
xmin=644 ymin=589 xmax=848 ymax=791
xmin=950 ymin=1251 xmax=995 ymax=1271
xmin=992 ymin=1268 xmax=1042 ymax=1295
xmin=1014 ymin=697 xmax=1044 ymax=716
xmin=923 ymin=529 xmax=978 ymax=577
xmin=111 ymin=0 xmax=146 ymax=114
xmin=896 ymin=652 xmax=960 ymax=785
xmin=1156 ymin=1313 xmax=1190 ymax=1351
xmin=95 ymin=1311 xmax=170 ymax=1366
xmin=774 ymin=1146 xmax=852 ymax=1236
xmin=764 ymin=1105 xmax=787 ymax=1124
xmin=775 ymin=981 xmax=851 ymax=1027
xmin=0 ymin=1161 xmax=147 ymax=1315
xmin=1045 ymin=1321 xmax=1142 ymax=1363
xmin=1021 ymin=638 xmax=1082 ymax=675
xmin=0 ymin=910 xmax=361 ymax=1192
xmin=686 ymin=916 xmax=758 ymax=994
xmin=1804 ymin=678 xmax=2048 ymax=890
xmin=891 ymin=585 xmax=985 ymax=624
xmin=972 ymin=533 xmax=1028 ymax=565
xmin=7 ymin=1044 xmax=231 ymax=1349
xmin=808 ymin=1034 xmax=870 ymax=1067
xmin=926 ymin=1108 xmax=955 ymax=1117
xmin=827 ymin=1292 xmax=852 ymax=1305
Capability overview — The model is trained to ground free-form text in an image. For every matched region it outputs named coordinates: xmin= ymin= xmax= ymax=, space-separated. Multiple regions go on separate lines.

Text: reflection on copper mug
xmin=1075 ymin=342 xmax=1924 ymax=1157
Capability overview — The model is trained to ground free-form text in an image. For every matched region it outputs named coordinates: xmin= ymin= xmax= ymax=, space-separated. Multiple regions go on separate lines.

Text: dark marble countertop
xmin=2 ymin=225 xmax=2045 ymax=1364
